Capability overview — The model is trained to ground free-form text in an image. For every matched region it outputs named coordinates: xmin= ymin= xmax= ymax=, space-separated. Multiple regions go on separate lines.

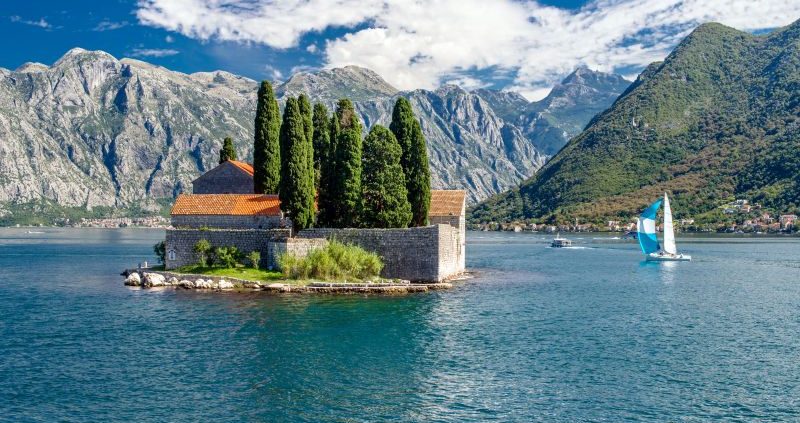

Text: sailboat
xmin=637 ymin=193 xmax=692 ymax=261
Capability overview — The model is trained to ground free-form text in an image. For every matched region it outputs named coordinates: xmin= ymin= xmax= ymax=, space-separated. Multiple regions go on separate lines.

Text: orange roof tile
xmin=171 ymin=194 xmax=281 ymax=216
xmin=429 ymin=190 xmax=466 ymax=217
xmin=227 ymin=160 xmax=254 ymax=176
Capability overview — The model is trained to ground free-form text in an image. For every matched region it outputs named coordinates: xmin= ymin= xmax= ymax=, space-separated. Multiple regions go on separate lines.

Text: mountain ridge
xmin=469 ymin=19 xmax=800 ymax=224
xmin=0 ymin=48 xmax=628 ymax=223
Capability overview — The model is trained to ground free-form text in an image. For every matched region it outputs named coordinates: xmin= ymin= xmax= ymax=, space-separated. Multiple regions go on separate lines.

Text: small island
xmin=126 ymin=88 xmax=466 ymax=293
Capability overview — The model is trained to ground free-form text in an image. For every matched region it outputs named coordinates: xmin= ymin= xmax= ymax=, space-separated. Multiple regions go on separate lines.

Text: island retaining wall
xmin=297 ymin=224 xmax=464 ymax=282
xmin=165 ymin=228 xmax=290 ymax=270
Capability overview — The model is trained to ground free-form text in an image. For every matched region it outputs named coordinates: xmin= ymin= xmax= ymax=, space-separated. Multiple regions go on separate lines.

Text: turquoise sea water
xmin=1 ymin=228 xmax=799 ymax=422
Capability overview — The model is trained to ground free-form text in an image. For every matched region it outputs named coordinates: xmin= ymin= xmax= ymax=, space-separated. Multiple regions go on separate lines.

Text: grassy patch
xmin=175 ymin=265 xmax=284 ymax=282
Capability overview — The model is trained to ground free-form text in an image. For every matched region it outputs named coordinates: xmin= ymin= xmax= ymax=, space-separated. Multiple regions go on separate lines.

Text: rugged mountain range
xmin=470 ymin=20 xmax=800 ymax=224
xmin=0 ymin=48 xmax=627 ymax=222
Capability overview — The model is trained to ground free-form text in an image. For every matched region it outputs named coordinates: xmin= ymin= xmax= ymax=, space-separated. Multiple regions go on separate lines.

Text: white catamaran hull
xmin=646 ymin=252 xmax=692 ymax=262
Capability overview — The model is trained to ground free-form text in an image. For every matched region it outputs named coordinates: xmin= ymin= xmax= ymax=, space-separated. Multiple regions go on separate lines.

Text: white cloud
xmin=306 ymin=43 xmax=318 ymax=54
xmin=10 ymin=15 xmax=52 ymax=29
xmin=94 ymin=20 xmax=129 ymax=31
xmin=136 ymin=0 xmax=800 ymax=99
xmin=128 ymin=48 xmax=180 ymax=58
xmin=264 ymin=64 xmax=283 ymax=80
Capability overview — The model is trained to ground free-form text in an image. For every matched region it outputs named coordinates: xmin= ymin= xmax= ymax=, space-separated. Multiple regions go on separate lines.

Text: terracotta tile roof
xmin=171 ymin=194 xmax=281 ymax=216
xmin=227 ymin=160 xmax=254 ymax=176
xmin=429 ymin=190 xmax=466 ymax=217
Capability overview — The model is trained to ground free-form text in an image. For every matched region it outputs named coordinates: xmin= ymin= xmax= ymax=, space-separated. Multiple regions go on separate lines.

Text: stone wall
xmin=192 ymin=163 xmax=254 ymax=194
xmin=165 ymin=228 xmax=290 ymax=270
xmin=171 ymin=214 xmax=285 ymax=230
xmin=430 ymin=214 xmax=466 ymax=271
xmin=269 ymin=238 xmax=329 ymax=268
xmin=297 ymin=224 xmax=464 ymax=282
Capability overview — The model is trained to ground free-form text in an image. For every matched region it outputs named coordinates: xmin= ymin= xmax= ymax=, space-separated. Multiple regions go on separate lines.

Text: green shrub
xmin=247 ymin=251 xmax=261 ymax=270
xmin=278 ymin=240 xmax=383 ymax=281
xmin=193 ymin=239 xmax=211 ymax=267
xmin=214 ymin=246 xmax=241 ymax=268
xmin=153 ymin=241 xmax=166 ymax=264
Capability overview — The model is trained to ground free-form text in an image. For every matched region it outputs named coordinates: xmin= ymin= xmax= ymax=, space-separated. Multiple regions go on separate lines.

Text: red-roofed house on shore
xmin=192 ymin=160 xmax=255 ymax=194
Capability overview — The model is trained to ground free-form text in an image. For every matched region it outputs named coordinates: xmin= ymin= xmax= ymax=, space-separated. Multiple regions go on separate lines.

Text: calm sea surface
xmin=1 ymin=229 xmax=799 ymax=422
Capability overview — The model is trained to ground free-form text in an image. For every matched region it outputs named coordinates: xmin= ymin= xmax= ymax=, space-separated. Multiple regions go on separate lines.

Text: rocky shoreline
xmin=122 ymin=269 xmax=457 ymax=294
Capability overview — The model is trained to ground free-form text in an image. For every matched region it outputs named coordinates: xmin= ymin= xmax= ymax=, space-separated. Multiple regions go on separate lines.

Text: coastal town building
xmin=164 ymin=160 xmax=466 ymax=282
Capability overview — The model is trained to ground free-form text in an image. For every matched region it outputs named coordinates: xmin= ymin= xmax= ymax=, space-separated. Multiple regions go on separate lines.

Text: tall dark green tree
xmin=311 ymin=103 xmax=330 ymax=191
xmin=361 ymin=125 xmax=412 ymax=228
xmin=298 ymin=94 xmax=314 ymax=148
xmin=218 ymin=136 xmax=237 ymax=163
xmin=278 ymin=97 xmax=316 ymax=231
xmin=317 ymin=113 xmax=339 ymax=226
xmin=253 ymin=81 xmax=281 ymax=194
xmin=331 ymin=99 xmax=363 ymax=228
xmin=389 ymin=97 xmax=431 ymax=226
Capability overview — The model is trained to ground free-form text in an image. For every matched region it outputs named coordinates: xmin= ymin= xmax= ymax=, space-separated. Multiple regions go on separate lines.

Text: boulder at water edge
xmin=142 ymin=273 xmax=166 ymax=288
xmin=124 ymin=273 xmax=141 ymax=286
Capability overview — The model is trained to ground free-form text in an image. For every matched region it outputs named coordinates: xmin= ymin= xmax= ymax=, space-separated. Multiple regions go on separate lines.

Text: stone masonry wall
xmin=430 ymin=215 xmax=466 ymax=271
xmin=171 ymin=215 xmax=285 ymax=230
xmin=192 ymin=164 xmax=254 ymax=194
xmin=297 ymin=225 xmax=463 ymax=282
xmin=165 ymin=228 xmax=290 ymax=270
xmin=269 ymin=238 xmax=329 ymax=268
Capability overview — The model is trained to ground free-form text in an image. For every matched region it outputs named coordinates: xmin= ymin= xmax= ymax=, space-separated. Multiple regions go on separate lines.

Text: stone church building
xmin=165 ymin=160 xmax=466 ymax=282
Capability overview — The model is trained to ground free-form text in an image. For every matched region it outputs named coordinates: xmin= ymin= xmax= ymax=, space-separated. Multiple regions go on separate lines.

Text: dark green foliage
xmin=330 ymin=99 xmax=363 ymax=227
xmin=214 ymin=246 xmax=242 ymax=268
xmin=298 ymin=94 xmax=314 ymax=150
xmin=311 ymin=103 xmax=330 ymax=191
xmin=317 ymin=114 xmax=340 ymax=226
xmin=470 ymin=20 xmax=800 ymax=223
xmin=193 ymin=239 xmax=211 ymax=267
xmin=390 ymin=97 xmax=431 ymax=226
xmin=153 ymin=241 xmax=166 ymax=264
xmin=253 ymin=80 xmax=281 ymax=194
xmin=361 ymin=125 xmax=412 ymax=228
xmin=278 ymin=97 xmax=316 ymax=231
xmin=218 ymin=136 xmax=237 ymax=163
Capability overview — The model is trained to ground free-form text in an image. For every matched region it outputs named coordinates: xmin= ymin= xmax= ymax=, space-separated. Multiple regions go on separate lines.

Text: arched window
xmin=167 ymin=249 xmax=176 ymax=261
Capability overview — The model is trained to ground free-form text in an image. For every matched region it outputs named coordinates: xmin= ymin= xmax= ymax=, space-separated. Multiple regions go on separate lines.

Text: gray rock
xmin=178 ymin=279 xmax=195 ymax=289
xmin=217 ymin=280 xmax=234 ymax=290
xmin=124 ymin=272 xmax=141 ymax=286
xmin=142 ymin=272 xmax=165 ymax=287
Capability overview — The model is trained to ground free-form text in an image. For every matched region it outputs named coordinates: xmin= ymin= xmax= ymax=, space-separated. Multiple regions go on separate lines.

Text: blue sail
xmin=637 ymin=199 xmax=662 ymax=255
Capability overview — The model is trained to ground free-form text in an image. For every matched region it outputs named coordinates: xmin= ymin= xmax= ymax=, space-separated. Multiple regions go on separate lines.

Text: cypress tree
xmin=361 ymin=125 xmax=412 ymax=228
xmin=298 ymin=94 xmax=314 ymax=149
xmin=390 ymin=97 xmax=431 ymax=226
xmin=253 ymin=81 xmax=281 ymax=194
xmin=332 ymin=99 xmax=363 ymax=228
xmin=218 ymin=136 xmax=237 ymax=163
xmin=311 ymin=103 xmax=330 ymax=191
xmin=278 ymin=97 xmax=315 ymax=231
xmin=317 ymin=113 xmax=339 ymax=226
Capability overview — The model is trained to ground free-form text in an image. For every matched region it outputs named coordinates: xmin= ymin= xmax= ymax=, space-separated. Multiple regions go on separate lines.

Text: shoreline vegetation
xmin=127 ymin=239 xmax=459 ymax=294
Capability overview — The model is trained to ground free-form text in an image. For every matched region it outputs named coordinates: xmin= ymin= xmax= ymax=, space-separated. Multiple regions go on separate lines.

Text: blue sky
xmin=0 ymin=0 xmax=797 ymax=100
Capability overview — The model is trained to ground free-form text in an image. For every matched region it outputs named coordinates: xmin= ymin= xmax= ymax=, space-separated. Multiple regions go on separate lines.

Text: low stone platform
xmin=122 ymin=269 xmax=453 ymax=294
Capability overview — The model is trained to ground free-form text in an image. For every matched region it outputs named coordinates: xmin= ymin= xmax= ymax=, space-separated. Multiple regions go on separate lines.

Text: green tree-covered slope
xmin=470 ymin=20 xmax=800 ymax=224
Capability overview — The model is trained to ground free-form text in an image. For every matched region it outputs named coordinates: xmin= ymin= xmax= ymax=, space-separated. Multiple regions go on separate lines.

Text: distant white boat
xmin=551 ymin=233 xmax=572 ymax=248
xmin=638 ymin=193 xmax=692 ymax=262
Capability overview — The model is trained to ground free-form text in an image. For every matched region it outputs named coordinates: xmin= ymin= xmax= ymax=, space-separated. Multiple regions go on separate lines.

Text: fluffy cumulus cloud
xmin=136 ymin=0 xmax=800 ymax=99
